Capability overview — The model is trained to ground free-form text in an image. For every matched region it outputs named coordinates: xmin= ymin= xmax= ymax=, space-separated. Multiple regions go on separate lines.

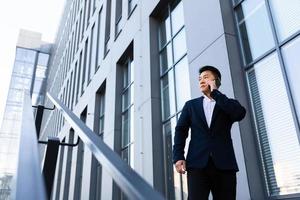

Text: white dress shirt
xmin=203 ymin=95 xmax=216 ymax=127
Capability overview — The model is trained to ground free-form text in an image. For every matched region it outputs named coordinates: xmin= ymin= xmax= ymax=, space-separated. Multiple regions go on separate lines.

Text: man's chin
xmin=200 ymin=88 xmax=209 ymax=93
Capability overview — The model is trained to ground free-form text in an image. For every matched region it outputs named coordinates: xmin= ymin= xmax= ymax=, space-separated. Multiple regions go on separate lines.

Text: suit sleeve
xmin=172 ymin=102 xmax=191 ymax=164
xmin=211 ymin=89 xmax=246 ymax=122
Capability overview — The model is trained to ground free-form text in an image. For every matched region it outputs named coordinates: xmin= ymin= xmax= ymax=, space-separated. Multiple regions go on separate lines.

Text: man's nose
xmin=199 ymin=79 xmax=205 ymax=85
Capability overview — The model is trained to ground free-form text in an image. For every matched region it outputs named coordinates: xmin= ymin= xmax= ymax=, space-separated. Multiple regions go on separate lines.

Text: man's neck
xmin=203 ymin=91 xmax=213 ymax=99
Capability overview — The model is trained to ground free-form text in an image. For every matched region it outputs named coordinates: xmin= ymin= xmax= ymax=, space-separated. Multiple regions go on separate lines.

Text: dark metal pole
xmin=35 ymin=105 xmax=44 ymax=138
xmin=42 ymin=137 xmax=60 ymax=199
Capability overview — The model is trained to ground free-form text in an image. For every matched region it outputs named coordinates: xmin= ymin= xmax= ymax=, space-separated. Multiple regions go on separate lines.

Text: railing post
xmin=42 ymin=137 xmax=60 ymax=199
xmin=34 ymin=105 xmax=44 ymax=138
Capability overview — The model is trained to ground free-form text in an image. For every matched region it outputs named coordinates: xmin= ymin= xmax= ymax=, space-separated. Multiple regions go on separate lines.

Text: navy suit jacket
xmin=173 ymin=89 xmax=246 ymax=171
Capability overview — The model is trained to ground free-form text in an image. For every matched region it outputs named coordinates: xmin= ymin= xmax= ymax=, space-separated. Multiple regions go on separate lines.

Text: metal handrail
xmin=15 ymin=90 xmax=47 ymax=200
xmin=47 ymin=92 xmax=164 ymax=200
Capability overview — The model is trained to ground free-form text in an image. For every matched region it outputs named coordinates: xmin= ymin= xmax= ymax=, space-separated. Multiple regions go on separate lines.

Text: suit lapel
xmin=197 ymin=97 xmax=209 ymax=129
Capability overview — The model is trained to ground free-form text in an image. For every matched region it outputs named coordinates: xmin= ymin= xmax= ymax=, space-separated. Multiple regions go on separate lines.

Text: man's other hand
xmin=175 ymin=160 xmax=186 ymax=174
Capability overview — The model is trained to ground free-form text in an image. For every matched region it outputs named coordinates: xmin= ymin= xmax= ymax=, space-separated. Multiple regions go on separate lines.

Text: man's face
xmin=198 ymin=70 xmax=216 ymax=93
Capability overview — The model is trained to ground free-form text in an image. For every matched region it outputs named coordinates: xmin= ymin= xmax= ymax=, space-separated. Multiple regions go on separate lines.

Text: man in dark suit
xmin=173 ymin=66 xmax=246 ymax=200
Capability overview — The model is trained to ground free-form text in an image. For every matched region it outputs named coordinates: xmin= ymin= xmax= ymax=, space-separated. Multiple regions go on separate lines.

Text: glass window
xmin=76 ymin=51 xmax=83 ymax=103
xmin=86 ymin=0 xmax=91 ymax=27
xmin=96 ymin=8 xmax=102 ymax=71
xmin=175 ymin=57 xmax=190 ymax=111
xmin=3 ymin=106 xmax=22 ymax=120
xmin=88 ymin=24 xmax=95 ymax=84
xmin=98 ymin=91 xmax=105 ymax=135
xmin=81 ymin=38 xmax=89 ymax=95
xmin=10 ymin=76 xmax=31 ymax=90
xmin=7 ymin=89 xmax=23 ymax=103
xmin=159 ymin=43 xmax=173 ymax=73
xmin=104 ymin=0 xmax=112 ymax=56
xmin=158 ymin=1 xmax=190 ymax=199
xmin=81 ymin=1 xmax=86 ymax=40
xmin=161 ymin=70 xmax=176 ymax=120
xmin=15 ymin=48 xmax=36 ymax=63
xmin=269 ymin=0 xmax=300 ymax=41
xmin=115 ymin=0 xmax=123 ymax=37
xmin=159 ymin=15 xmax=171 ymax=48
xmin=128 ymin=0 xmax=137 ymax=15
xmin=93 ymin=0 xmax=96 ymax=13
xmin=171 ymin=1 xmax=184 ymax=35
xmin=122 ymin=110 xmax=130 ymax=147
xmin=236 ymin=0 xmax=275 ymax=64
xmin=35 ymin=65 xmax=47 ymax=78
xmin=173 ymin=29 xmax=187 ymax=63
xmin=247 ymin=53 xmax=300 ymax=196
xmin=13 ymin=62 xmax=34 ymax=77
xmin=68 ymin=72 xmax=73 ymax=108
xmin=282 ymin=35 xmax=300 ymax=125
xmin=71 ymin=62 xmax=77 ymax=110
xmin=121 ymin=59 xmax=134 ymax=168
xmin=32 ymin=79 xmax=44 ymax=94
xmin=62 ymin=131 xmax=74 ymax=200
xmin=37 ymin=53 xmax=49 ymax=66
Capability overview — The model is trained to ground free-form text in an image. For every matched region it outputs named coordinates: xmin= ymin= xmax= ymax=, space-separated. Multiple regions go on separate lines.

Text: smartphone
xmin=207 ymin=78 xmax=221 ymax=90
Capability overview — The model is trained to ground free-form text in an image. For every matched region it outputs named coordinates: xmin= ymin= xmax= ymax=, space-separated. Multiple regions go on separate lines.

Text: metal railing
xmin=46 ymin=92 xmax=164 ymax=200
xmin=15 ymin=90 xmax=47 ymax=200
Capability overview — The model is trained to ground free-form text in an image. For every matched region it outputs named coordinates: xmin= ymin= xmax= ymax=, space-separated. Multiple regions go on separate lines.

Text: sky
xmin=0 ymin=0 xmax=65 ymax=127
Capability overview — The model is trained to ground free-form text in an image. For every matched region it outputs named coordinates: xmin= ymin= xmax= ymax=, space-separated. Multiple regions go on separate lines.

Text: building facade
xmin=37 ymin=0 xmax=300 ymax=199
xmin=0 ymin=29 xmax=51 ymax=199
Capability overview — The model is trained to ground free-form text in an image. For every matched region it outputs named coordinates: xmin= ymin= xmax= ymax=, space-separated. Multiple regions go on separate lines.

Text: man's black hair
xmin=199 ymin=65 xmax=221 ymax=80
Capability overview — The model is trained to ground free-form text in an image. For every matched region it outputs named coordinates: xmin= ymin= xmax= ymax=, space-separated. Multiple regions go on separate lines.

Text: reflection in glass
xmin=281 ymin=36 xmax=300 ymax=126
xmin=269 ymin=0 xmax=300 ymax=41
xmin=247 ymin=53 xmax=300 ymax=196
xmin=237 ymin=0 xmax=274 ymax=64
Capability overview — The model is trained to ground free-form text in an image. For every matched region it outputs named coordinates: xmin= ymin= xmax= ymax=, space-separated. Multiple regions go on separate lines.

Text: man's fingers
xmin=182 ymin=161 xmax=186 ymax=171
xmin=175 ymin=160 xmax=186 ymax=174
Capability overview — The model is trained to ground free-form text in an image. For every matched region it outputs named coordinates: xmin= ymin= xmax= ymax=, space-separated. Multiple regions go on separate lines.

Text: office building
xmin=0 ymin=29 xmax=51 ymax=199
xmin=1 ymin=0 xmax=299 ymax=199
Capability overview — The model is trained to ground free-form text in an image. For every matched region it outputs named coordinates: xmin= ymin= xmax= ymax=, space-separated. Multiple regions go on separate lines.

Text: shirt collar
xmin=203 ymin=94 xmax=215 ymax=102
